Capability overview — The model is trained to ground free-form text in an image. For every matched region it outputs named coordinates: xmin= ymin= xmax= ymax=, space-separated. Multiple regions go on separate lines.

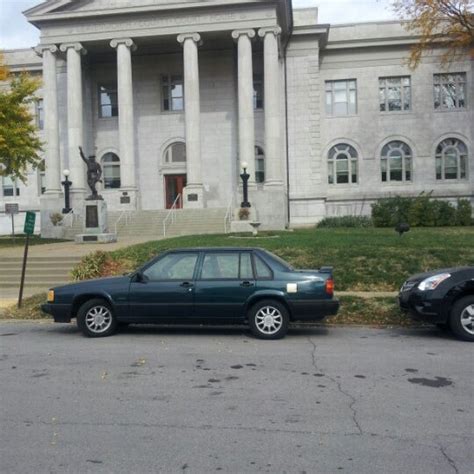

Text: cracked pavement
xmin=0 ymin=322 xmax=472 ymax=473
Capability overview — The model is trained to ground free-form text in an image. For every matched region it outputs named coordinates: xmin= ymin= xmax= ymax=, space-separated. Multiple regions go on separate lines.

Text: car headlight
xmin=47 ymin=290 xmax=55 ymax=303
xmin=417 ymin=273 xmax=451 ymax=291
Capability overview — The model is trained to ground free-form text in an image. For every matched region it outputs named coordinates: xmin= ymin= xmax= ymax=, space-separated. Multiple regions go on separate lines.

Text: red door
xmin=165 ymin=174 xmax=186 ymax=209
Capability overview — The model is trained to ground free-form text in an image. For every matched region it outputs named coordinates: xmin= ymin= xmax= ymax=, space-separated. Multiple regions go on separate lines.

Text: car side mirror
xmin=134 ymin=271 xmax=148 ymax=284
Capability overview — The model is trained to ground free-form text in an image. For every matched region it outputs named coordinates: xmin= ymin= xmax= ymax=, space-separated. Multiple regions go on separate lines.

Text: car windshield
xmin=262 ymin=250 xmax=294 ymax=271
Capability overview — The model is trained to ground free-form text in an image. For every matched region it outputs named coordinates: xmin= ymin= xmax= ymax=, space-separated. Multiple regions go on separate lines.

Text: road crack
xmin=439 ymin=444 xmax=459 ymax=474
xmin=307 ymin=337 xmax=362 ymax=435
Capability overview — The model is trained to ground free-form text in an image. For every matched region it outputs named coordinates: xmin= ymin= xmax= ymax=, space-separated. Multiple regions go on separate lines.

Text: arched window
xmin=101 ymin=153 xmax=121 ymax=188
xmin=435 ymin=138 xmax=468 ymax=180
xmin=328 ymin=144 xmax=358 ymax=184
xmin=255 ymin=146 xmax=265 ymax=183
xmin=164 ymin=142 xmax=186 ymax=165
xmin=381 ymin=141 xmax=412 ymax=182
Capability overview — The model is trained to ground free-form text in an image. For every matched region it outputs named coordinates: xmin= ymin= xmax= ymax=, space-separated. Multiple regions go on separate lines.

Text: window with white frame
xmin=162 ymin=75 xmax=184 ymax=111
xmin=435 ymin=138 xmax=468 ymax=180
xmin=255 ymin=146 xmax=265 ymax=183
xmin=164 ymin=142 xmax=186 ymax=165
xmin=253 ymin=74 xmax=264 ymax=110
xmin=328 ymin=144 xmax=358 ymax=184
xmin=434 ymin=73 xmax=467 ymax=110
xmin=379 ymin=77 xmax=411 ymax=112
xmin=36 ymin=99 xmax=44 ymax=129
xmin=325 ymin=80 xmax=357 ymax=116
xmin=101 ymin=153 xmax=121 ymax=188
xmin=98 ymin=84 xmax=118 ymax=118
xmin=2 ymin=176 xmax=20 ymax=197
xmin=381 ymin=141 xmax=412 ymax=182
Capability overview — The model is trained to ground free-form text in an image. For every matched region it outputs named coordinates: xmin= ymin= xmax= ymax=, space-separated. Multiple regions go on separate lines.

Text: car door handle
xmin=240 ymin=281 xmax=254 ymax=287
xmin=180 ymin=282 xmax=193 ymax=288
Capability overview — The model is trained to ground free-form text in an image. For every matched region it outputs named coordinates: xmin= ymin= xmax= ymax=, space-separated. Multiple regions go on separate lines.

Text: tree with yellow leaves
xmin=0 ymin=52 xmax=43 ymax=182
xmin=393 ymin=0 xmax=474 ymax=68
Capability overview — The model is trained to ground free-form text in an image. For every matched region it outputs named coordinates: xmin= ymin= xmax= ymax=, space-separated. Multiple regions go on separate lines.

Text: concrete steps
xmin=60 ymin=208 xmax=228 ymax=240
xmin=0 ymin=256 xmax=82 ymax=290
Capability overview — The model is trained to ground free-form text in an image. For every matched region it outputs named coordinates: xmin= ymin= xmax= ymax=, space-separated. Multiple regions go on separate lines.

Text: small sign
xmin=5 ymin=203 xmax=19 ymax=215
xmin=120 ymin=196 xmax=131 ymax=204
xmin=23 ymin=211 xmax=36 ymax=235
xmin=85 ymin=205 xmax=99 ymax=228
xmin=187 ymin=194 xmax=198 ymax=202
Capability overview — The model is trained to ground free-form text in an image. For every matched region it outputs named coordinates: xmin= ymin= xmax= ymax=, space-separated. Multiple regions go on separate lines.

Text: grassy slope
xmin=110 ymin=227 xmax=474 ymax=291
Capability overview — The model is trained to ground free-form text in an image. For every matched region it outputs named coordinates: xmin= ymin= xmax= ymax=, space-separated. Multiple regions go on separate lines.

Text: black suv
xmin=399 ymin=266 xmax=474 ymax=341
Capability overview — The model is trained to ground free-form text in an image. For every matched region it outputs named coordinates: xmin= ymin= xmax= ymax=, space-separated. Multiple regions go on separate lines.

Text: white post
xmin=60 ymin=42 xmax=87 ymax=193
xmin=36 ymin=45 xmax=61 ymax=194
xmin=177 ymin=33 xmax=204 ymax=208
xmin=110 ymin=38 xmax=137 ymax=194
xmin=258 ymin=27 xmax=283 ymax=186
xmin=232 ymin=29 xmax=256 ymax=184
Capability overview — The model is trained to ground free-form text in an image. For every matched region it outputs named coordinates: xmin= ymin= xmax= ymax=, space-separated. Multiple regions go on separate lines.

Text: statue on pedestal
xmin=79 ymin=146 xmax=103 ymax=200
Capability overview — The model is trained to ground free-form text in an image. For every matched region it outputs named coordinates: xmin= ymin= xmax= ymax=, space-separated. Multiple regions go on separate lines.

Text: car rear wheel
xmin=77 ymin=298 xmax=117 ymax=338
xmin=248 ymin=300 xmax=289 ymax=340
xmin=449 ymin=296 xmax=474 ymax=342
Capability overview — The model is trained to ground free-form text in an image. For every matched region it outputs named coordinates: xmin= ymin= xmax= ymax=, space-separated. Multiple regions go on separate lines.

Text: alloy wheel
xmin=255 ymin=306 xmax=283 ymax=335
xmin=85 ymin=305 xmax=113 ymax=334
xmin=460 ymin=304 xmax=474 ymax=335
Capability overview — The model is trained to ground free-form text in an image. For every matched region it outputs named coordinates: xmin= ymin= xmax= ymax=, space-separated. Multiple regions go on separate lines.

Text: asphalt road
xmin=1 ymin=322 xmax=472 ymax=474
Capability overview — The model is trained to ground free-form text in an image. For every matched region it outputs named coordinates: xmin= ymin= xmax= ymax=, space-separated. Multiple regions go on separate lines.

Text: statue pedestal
xmin=75 ymin=200 xmax=117 ymax=244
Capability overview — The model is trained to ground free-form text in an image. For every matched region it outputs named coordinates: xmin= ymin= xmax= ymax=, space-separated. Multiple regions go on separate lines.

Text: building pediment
xmin=26 ymin=0 xmax=292 ymax=47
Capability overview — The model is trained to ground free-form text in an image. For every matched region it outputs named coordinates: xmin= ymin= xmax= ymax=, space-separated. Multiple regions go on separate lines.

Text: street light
xmin=240 ymin=161 xmax=251 ymax=208
xmin=61 ymin=169 xmax=72 ymax=214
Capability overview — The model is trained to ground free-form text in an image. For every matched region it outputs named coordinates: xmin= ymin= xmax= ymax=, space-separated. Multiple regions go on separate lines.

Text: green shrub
xmin=317 ymin=216 xmax=373 ymax=228
xmin=456 ymin=199 xmax=473 ymax=226
xmin=432 ymin=200 xmax=456 ymax=226
xmin=372 ymin=194 xmax=472 ymax=227
xmin=71 ymin=251 xmax=109 ymax=281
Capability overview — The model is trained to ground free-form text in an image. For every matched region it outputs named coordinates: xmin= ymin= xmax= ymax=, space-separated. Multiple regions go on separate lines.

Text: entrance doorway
xmin=165 ymin=174 xmax=186 ymax=209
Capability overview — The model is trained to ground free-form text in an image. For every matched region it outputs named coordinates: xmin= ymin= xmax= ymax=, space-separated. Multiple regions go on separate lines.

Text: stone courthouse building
xmin=1 ymin=0 xmax=473 ymax=234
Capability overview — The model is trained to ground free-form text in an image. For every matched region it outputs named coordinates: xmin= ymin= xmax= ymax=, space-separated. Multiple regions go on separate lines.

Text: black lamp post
xmin=240 ymin=161 xmax=251 ymax=208
xmin=61 ymin=169 xmax=72 ymax=214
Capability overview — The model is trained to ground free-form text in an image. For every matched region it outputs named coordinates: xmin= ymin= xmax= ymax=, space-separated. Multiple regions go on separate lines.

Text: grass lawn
xmin=0 ymin=235 xmax=66 ymax=248
xmin=108 ymin=227 xmax=474 ymax=291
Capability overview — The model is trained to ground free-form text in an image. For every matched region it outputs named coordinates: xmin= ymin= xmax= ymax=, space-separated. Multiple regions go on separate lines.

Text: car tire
xmin=449 ymin=295 xmax=474 ymax=342
xmin=248 ymin=299 xmax=289 ymax=340
xmin=77 ymin=298 xmax=117 ymax=338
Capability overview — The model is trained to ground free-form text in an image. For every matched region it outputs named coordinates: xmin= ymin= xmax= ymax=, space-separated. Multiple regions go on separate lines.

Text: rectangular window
xmin=325 ymin=80 xmax=357 ymax=116
xmin=379 ymin=76 xmax=411 ymax=112
xmin=2 ymin=176 xmax=20 ymax=197
xmin=240 ymin=253 xmax=254 ymax=280
xmin=36 ymin=99 xmax=44 ymax=129
xmin=253 ymin=74 xmax=264 ymax=110
xmin=201 ymin=253 xmax=239 ymax=280
xmin=98 ymin=84 xmax=118 ymax=118
xmin=434 ymin=73 xmax=467 ymax=110
xmin=162 ymin=75 xmax=184 ymax=111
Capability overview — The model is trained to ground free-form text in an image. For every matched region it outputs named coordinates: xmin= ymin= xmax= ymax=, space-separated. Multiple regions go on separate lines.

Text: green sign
xmin=24 ymin=211 xmax=36 ymax=235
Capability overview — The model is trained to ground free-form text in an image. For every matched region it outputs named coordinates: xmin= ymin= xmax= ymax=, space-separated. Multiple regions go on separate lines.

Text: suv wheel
xmin=77 ymin=298 xmax=117 ymax=338
xmin=248 ymin=300 xmax=289 ymax=340
xmin=449 ymin=296 xmax=474 ymax=342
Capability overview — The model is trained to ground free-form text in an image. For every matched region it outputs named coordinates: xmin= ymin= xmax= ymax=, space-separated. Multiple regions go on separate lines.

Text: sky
xmin=0 ymin=0 xmax=395 ymax=50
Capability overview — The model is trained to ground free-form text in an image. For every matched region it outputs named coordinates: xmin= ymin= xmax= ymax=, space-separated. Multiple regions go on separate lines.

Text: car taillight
xmin=325 ymin=278 xmax=334 ymax=296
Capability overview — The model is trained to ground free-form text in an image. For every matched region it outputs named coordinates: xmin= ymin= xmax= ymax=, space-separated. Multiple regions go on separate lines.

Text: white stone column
xmin=258 ymin=27 xmax=283 ymax=186
xmin=60 ymin=42 xmax=86 ymax=193
xmin=177 ymin=33 xmax=204 ymax=208
xmin=110 ymin=38 xmax=137 ymax=193
xmin=36 ymin=45 xmax=61 ymax=195
xmin=232 ymin=29 xmax=256 ymax=184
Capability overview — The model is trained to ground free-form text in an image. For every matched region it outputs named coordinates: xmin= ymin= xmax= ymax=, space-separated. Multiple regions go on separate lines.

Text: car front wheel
xmin=77 ymin=298 xmax=117 ymax=338
xmin=248 ymin=300 xmax=289 ymax=340
xmin=449 ymin=296 xmax=474 ymax=342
